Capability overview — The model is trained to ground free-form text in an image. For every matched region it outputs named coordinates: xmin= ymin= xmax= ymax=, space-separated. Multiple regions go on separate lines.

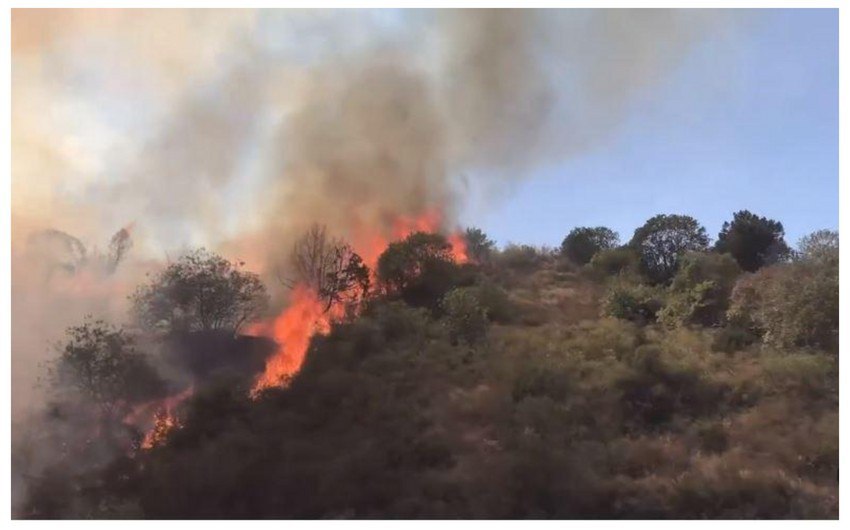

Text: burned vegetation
xmin=15 ymin=212 xmax=838 ymax=519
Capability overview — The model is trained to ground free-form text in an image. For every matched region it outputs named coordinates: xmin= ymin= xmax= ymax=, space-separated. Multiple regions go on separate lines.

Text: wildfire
xmin=142 ymin=409 xmax=179 ymax=450
xmin=249 ymin=211 xmax=468 ymax=396
xmin=124 ymin=385 xmax=194 ymax=450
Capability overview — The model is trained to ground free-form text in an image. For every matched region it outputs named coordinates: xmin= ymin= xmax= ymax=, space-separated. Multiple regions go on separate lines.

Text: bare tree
xmin=105 ymin=227 xmax=133 ymax=274
xmin=286 ymin=224 xmax=370 ymax=312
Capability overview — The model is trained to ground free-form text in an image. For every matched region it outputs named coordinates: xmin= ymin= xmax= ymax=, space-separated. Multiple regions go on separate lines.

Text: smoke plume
xmin=12 ymin=8 xmax=728 ymax=414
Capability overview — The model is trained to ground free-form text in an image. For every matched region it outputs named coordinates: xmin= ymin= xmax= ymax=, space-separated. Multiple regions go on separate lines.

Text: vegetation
xmin=17 ymin=217 xmax=838 ymax=519
xmin=287 ymin=224 xmax=370 ymax=311
xmin=560 ymin=226 xmax=619 ymax=265
xmin=131 ymin=248 xmax=268 ymax=335
xmin=629 ymin=214 xmax=710 ymax=284
xmin=715 ymin=210 xmax=791 ymax=272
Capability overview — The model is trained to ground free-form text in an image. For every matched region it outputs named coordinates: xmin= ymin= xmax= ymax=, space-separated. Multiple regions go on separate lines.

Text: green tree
xmin=714 ymin=210 xmax=791 ymax=272
xmin=630 ymin=214 xmax=709 ymax=284
xmin=560 ymin=226 xmax=619 ymax=265
xmin=376 ymin=232 xmax=462 ymax=309
xmin=131 ymin=249 xmax=268 ymax=334
xmin=463 ymin=227 xmax=495 ymax=264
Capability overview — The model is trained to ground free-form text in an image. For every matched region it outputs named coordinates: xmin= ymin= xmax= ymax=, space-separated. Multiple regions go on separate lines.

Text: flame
xmin=141 ymin=409 xmax=179 ymax=450
xmin=124 ymin=385 xmax=193 ymax=450
xmin=249 ymin=285 xmax=344 ymax=396
xmin=249 ymin=210 xmax=468 ymax=396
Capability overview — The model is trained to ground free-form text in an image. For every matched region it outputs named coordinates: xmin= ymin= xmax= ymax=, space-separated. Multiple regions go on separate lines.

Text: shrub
xmin=727 ymin=258 xmax=838 ymax=352
xmin=602 ymin=280 xmax=663 ymax=324
xmin=658 ymin=252 xmax=741 ymax=328
xmin=759 ymin=352 xmax=837 ymax=399
xmin=495 ymin=244 xmax=544 ymax=272
xmin=441 ymin=288 xmax=489 ymax=346
xmin=464 ymin=281 xmax=515 ymax=324
xmin=588 ymin=247 xmax=640 ymax=278
xmin=710 ymin=326 xmax=757 ymax=353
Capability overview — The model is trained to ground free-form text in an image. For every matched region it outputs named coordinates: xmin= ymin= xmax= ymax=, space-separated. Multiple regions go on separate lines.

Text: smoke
xmin=12 ymin=8 xmax=729 ymax=423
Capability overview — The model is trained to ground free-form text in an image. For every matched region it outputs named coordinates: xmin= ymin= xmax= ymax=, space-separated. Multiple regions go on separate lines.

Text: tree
xmin=797 ymin=229 xmax=838 ymax=264
xmin=727 ymin=254 xmax=838 ymax=352
xmin=560 ymin=226 xmax=619 ymax=265
xmin=463 ymin=227 xmax=495 ymax=264
xmin=376 ymin=232 xmax=461 ymax=308
xmin=131 ymin=249 xmax=268 ymax=335
xmin=48 ymin=319 xmax=164 ymax=416
xmin=287 ymin=224 xmax=370 ymax=312
xmin=105 ymin=227 xmax=133 ymax=275
xmin=629 ymin=214 xmax=709 ymax=284
xmin=714 ymin=210 xmax=791 ymax=272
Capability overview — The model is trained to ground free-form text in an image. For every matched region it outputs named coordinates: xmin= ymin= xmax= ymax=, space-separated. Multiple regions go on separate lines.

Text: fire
xmin=354 ymin=209 xmax=469 ymax=269
xmin=142 ymin=409 xmax=179 ymax=450
xmin=250 ymin=210 xmax=468 ymax=395
xmin=124 ymin=385 xmax=193 ymax=450
xmin=250 ymin=285 xmax=344 ymax=395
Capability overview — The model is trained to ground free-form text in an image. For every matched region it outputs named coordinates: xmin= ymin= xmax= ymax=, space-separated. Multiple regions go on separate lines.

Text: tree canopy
xmin=131 ymin=249 xmax=268 ymax=335
xmin=463 ymin=227 xmax=495 ymax=264
xmin=48 ymin=319 xmax=164 ymax=415
xmin=287 ymin=224 xmax=370 ymax=312
xmin=629 ymin=214 xmax=709 ymax=284
xmin=377 ymin=232 xmax=464 ymax=309
xmin=560 ymin=226 xmax=619 ymax=265
xmin=714 ymin=210 xmax=790 ymax=272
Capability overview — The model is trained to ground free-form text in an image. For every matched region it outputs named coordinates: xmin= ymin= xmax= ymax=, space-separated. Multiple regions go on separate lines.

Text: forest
xmin=13 ymin=209 xmax=838 ymax=519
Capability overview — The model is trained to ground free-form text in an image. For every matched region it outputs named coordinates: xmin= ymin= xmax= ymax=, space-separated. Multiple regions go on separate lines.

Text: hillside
xmin=16 ymin=221 xmax=838 ymax=519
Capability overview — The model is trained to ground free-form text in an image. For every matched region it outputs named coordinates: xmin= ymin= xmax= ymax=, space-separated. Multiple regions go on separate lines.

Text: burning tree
xmin=131 ymin=249 xmax=269 ymax=335
xmin=286 ymin=224 xmax=370 ymax=313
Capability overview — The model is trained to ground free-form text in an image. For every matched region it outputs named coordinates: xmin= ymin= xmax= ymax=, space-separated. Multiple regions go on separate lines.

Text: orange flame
xmin=124 ymin=385 xmax=194 ymax=450
xmin=250 ymin=285 xmax=344 ymax=396
xmin=249 ymin=210 xmax=468 ymax=396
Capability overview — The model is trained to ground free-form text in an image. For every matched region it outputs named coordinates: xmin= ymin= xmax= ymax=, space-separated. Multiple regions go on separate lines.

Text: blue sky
xmin=468 ymin=9 xmax=837 ymax=249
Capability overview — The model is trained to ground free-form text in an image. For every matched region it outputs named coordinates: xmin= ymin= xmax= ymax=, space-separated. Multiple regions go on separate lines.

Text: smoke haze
xmin=12 ymin=9 xmax=731 ymax=417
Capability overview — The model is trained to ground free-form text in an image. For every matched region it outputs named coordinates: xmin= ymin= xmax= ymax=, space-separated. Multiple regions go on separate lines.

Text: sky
xmin=470 ymin=9 xmax=838 ymax=248
xmin=12 ymin=9 xmax=838 ymax=256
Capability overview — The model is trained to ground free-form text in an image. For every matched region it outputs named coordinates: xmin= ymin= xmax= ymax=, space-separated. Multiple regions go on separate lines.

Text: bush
xmin=727 ymin=257 xmax=838 ymax=352
xmin=759 ymin=352 xmax=837 ymax=399
xmin=710 ymin=326 xmax=757 ymax=353
xmin=441 ymin=288 xmax=489 ymax=346
xmin=495 ymin=244 xmax=544 ymax=272
xmin=588 ymin=247 xmax=640 ymax=278
xmin=463 ymin=281 xmax=516 ymax=324
xmin=602 ymin=280 xmax=663 ymax=324
xmin=658 ymin=252 xmax=741 ymax=328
